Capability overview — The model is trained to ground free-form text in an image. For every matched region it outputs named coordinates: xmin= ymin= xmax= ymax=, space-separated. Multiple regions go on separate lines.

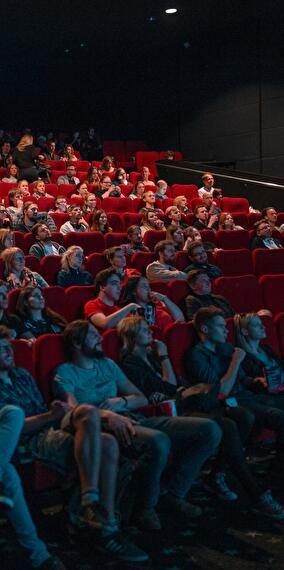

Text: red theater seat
xmin=165 ymin=322 xmax=197 ymax=378
xmin=214 ymin=275 xmax=263 ymax=313
xmin=259 ymin=275 xmax=284 ymax=315
xmin=217 ymin=230 xmax=250 ymax=250
xmin=65 ymin=285 xmax=96 ymax=321
xmin=252 ymin=249 xmax=284 ymax=277
xmin=40 ymin=256 xmax=62 ymax=284
xmin=135 ymin=151 xmax=159 ymax=176
xmin=102 ymin=197 xmax=133 ymax=213
xmin=123 ymin=212 xmax=143 ymax=229
xmin=143 ymin=230 xmax=166 ymax=251
xmin=107 ymin=213 xmax=124 ymax=232
xmin=200 ymin=229 xmax=219 ymax=246
xmin=220 ymin=197 xmax=249 ymax=213
xmin=167 ymin=279 xmax=190 ymax=307
xmin=104 ymin=232 xmax=127 ymax=248
xmin=214 ymin=249 xmax=253 ymax=276
xmin=85 ymin=253 xmax=109 ymax=277
xmin=175 ymin=251 xmax=189 ymax=271
xmin=12 ymin=340 xmax=34 ymax=377
xmin=37 ymin=197 xmax=55 ymax=212
xmin=64 ymin=232 xmax=105 ymax=255
xmin=131 ymin=252 xmax=155 ymax=274
xmin=49 ymin=213 xmax=69 ymax=230
xmin=25 ymin=255 xmax=41 ymax=273
xmin=171 ymin=184 xmax=198 ymax=200
xmin=33 ymin=334 xmax=65 ymax=403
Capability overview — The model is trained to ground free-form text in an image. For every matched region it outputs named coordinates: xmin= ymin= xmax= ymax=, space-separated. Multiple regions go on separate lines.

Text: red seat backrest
xmin=64 ymin=232 xmax=105 ymax=255
xmin=144 ymin=230 xmax=166 ymax=251
xmin=104 ymin=232 xmax=127 ymax=248
xmin=200 ymin=229 xmax=219 ymax=246
xmin=165 ymin=322 xmax=197 ymax=378
xmin=102 ymin=197 xmax=133 ymax=213
xmin=65 ymin=285 xmax=97 ymax=321
xmin=14 ymin=231 xmax=25 ymax=251
xmin=217 ymin=229 xmax=250 ymax=250
xmin=123 ymin=212 xmax=143 ymax=229
xmin=85 ymin=253 xmax=109 ymax=277
xmin=33 ymin=334 xmax=65 ymax=403
xmin=259 ymin=275 xmax=284 ymax=315
xmin=131 ymin=252 xmax=155 ymax=274
xmin=25 ymin=255 xmax=41 ymax=273
xmin=12 ymin=340 xmax=34 ymax=377
xmin=175 ymin=251 xmax=189 ymax=271
xmin=167 ymin=279 xmax=190 ymax=307
xmin=75 ymin=161 xmax=90 ymax=171
xmin=40 ymin=256 xmax=62 ymax=285
xmin=220 ymin=197 xmax=249 ymax=213
xmin=37 ymin=197 xmax=55 ymax=212
xmin=214 ymin=249 xmax=253 ymax=276
xmin=136 ymin=151 xmax=159 ymax=176
xmin=150 ymin=281 xmax=169 ymax=295
xmin=49 ymin=212 xmax=69 ymax=230
xmin=107 ymin=213 xmax=124 ymax=233
xmin=171 ymin=184 xmax=199 ymax=200
xmin=214 ymin=275 xmax=263 ymax=313
xmin=252 ymin=249 xmax=284 ymax=277
xmin=55 ymin=184 xmax=76 ymax=198
xmin=232 ymin=213 xmax=249 ymax=230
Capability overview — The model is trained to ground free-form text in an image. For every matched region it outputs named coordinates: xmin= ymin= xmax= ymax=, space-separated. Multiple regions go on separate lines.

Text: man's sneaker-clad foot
xmin=134 ymin=507 xmax=162 ymax=530
xmin=97 ymin=532 xmax=149 ymax=562
xmin=77 ymin=502 xmax=102 ymax=529
xmin=159 ymin=493 xmax=202 ymax=519
xmin=254 ymin=490 xmax=284 ymax=520
xmin=0 ymin=483 xmax=14 ymax=511
xmin=205 ymin=472 xmax=238 ymax=502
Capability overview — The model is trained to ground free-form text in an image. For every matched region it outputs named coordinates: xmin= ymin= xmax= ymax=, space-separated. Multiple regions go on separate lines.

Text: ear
xmin=200 ymin=324 xmax=208 ymax=335
xmin=241 ymin=327 xmax=249 ymax=337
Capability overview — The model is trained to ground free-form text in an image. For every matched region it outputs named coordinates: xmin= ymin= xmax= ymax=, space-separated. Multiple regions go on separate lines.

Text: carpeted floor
xmin=2 ymin=442 xmax=284 ymax=570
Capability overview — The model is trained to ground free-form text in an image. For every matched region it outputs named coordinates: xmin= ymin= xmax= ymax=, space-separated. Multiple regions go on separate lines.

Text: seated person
xmin=183 ymin=226 xmax=203 ymax=251
xmin=234 ymin=312 xmax=284 ymax=397
xmin=49 ymin=195 xmax=68 ymax=213
xmin=57 ymin=245 xmax=93 ymax=288
xmin=1 ymin=163 xmax=19 ymax=183
xmin=187 ymin=307 xmax=284 ymax=478
xmin=164 ymin=149 xmax=175 ymax=160
xmin=165 ymin=205 xmax=187 ymax=229
xmin=83 ymin=193 xmax=97 ymax=214
xmin=71 ymin=181 xmax=89 ymax=200
xmin=6 ymin=189 xmax=24 ymax=223
xmin=0 ymin=327 xmax=144 ymax=562
xmin=140 ymin=166 xmax=155 ymax=187
xmin=173 ymin=195 xmax=192 ymax=214
xmin=139 ymin=190 xmax=163 ymax=214
xmin=261 ymin=207 xmax=279 ymax=231
xmin=0 ymin=141 xmax=13 ymax=167
xmin=60 ymin=144 xmax=78 ymax=162
xmin=99 ymin=155 xmax=115 ymax=174
xmin=57 ymin=163 xmax=80 ymax=185
xmin=251 ymin=220 xmax=283 ymax=250
xmin=29 ymin=222 xmax=66 ymax=259
xmin=89 ymin=209 xmax=112 ymax=234
xmin=54 ymin=319 xmax=221 ymax=525
xmin=166 ymin=225 xmax=185 ymax=250
xmin=84 ymin=268 xmax=140 ymax=330
xmin=0 ymin=404 xmax=65 ymax=568
xmin=86 ymin=164 xmax=100 ymax=184
xmin=17 ymin=179 xmax=31 ymax=196
xmin=203 ymin=192 xmax=221 ymax=215
xmin=198 ymin=172 xmax=222 ymax=199
xmin=59 ymin=204 xmax=90 ymax=235
xmin=32 ymin=180 xmax=53 ymax=199
xmin=112 ymin=168 xmax=129 ymax=186
xmin=140 ymin=210 xmax=165 ymax=237
xmin=43 ymin=140 xmax=59 ymax=160
xmin=155 ymin=180 xmax=169 ymax=200
xmin=184 ymin=242 xmax=223 ymax=279
xmin=95 ymin=176 xmax=124 ymax=199
xmin=185 ymin=269 xmax=234 ymax=320
xmin=121 ymin=225 xmax=150 ymax=256
xmin=104 ymin=246 xmax=140 ymax=285
xmin=14 ymin=201 xmax=57 ymax=233
xmin=0 ymin=229 xmax=15 ymax=253
xmin=0 ymin=205 xmax=12 ymax=229
xmin=0 ymin=280 xmax=23 ymax=337
xmin=128 ymin=181 xmax=145 ymax=200
xmin=16 ymin=286 xmax=66 ymax=340
xmin=120 ymin=275 xmax=184 ymax=328
xmin=193 ymin=205 xmax=218 ymax=231
xmin=218 ymin=212 xmax=244 ymax=231
xmin=1 ymin=247 xmax=48 ymax=289
xmin=146 ymin=240 xmax=187 ymax=282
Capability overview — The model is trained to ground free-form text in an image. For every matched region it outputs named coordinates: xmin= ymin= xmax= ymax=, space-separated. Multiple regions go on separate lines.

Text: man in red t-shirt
xmin=84 ymin=268 xmax=140 ymax=330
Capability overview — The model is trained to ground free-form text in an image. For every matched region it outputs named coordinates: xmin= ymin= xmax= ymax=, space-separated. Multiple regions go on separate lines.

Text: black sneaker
xmin=97 ymin=532 xmax=149 ymax=562
xmin=0 ymin=483 xmax=14 ymax=511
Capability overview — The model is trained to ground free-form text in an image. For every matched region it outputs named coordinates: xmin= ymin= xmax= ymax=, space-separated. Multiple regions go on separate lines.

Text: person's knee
xmin=73 ymin=405 xmax=100 ymax=430
xmin=102 ymin=433 xmax=119 ymax=462
xmin=202 ymin=419 xmax=222 ymax=448
xmin=148 ymin=431 xmax=171 ymax=462
xmin=0 ymin=405 xmax=25 ymax=427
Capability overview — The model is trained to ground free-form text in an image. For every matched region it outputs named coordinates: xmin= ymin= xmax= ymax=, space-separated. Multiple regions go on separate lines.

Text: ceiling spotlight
xmin=165 ymin=8 xmax=177 ymax=14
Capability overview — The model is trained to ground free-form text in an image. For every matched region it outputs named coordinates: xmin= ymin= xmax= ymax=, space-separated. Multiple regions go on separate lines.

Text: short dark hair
xmin=154 ymin=240 xmax=175 ymax=255
xmin=127 ymin=225 xmax=140 ymax=237
xmin=95 ymin=267 xmax=120 ymax=291
xmin=187 ymin=241 xmax=205 ymax=256
xmin=63 ymin=320 xmax=89 ymax=360
xmin=261 ymin=207 xmax=276 ymax=218
xmin=67 ymin=204 xmax=81 ymax=213
xmin=253 ymin=219 xmax=268 ymax=235
xmin=104 ymin=246 xmax=122 ymax=263
xmin=194 ymin=205 xmax=206 ymax=217
xmin=66 ymin=162 xmax=76 ymax=169
xmin=0 ymin=325 xmax=11 ymax=340
xmin=31 ymin=222 xmax=47 ymax=238
xmin=193 ymin=306 xmax=224 ymax=334
xmin=23 ymin=201 xmax=37 ymax=213
xmin=187 ymin=269 xmax=206 ymax=285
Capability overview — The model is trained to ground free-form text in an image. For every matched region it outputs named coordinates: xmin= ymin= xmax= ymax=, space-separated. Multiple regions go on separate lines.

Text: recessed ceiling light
xmin=165 ymin=8 xmax=178 ymax=14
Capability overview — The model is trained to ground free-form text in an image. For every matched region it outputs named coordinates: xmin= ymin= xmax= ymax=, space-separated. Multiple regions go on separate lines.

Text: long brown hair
xmin=16 ymin=286 xmax=67 ymax=328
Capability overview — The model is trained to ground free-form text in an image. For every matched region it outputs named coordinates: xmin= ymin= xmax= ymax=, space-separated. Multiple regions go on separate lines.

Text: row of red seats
xmin=10 ymin=312 xmax=284 ymax=405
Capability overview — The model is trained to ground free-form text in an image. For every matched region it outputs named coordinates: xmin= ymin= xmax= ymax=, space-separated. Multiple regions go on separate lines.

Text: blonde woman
xmin=140 ymin=210 xmax=165 ymax=237
xmin=12 ymin=134 xmax=43 ymax=182
xmin=1 ymin=247 xmax=48 ymax=289
xmin=57 ymin=245 xmax=93 ymax=288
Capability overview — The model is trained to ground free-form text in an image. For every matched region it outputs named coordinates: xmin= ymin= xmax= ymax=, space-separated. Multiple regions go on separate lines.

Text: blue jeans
xmin=138 ymin=416 xmax=221 ymax=500
xmin=0 ymin=405 xmax=50 ymax=567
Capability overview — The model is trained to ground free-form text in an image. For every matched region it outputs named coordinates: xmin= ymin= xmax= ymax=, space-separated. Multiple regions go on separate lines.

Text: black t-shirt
xmin=13 ymin=145 xmax=37 ymax=169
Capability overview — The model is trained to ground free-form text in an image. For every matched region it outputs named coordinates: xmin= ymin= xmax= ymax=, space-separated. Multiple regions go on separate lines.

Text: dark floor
xmin=2 ymin=442 xmax=284 ymax=570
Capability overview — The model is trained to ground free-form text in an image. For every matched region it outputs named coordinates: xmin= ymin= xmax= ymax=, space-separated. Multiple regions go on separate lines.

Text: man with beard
xmin=59 ymin=205 xmax=89 ymax=235
xmin=0 ymin=325 xmax=148 ymax=563
xmin=121 ymin=225 xmax=150 ymax=256
xmin=29 ymin=223 xmax=66 ymax=260
xmin=14 ymin=202 xmax=57 ymax=233
xmin=146 ymin=240 xmax=187 ymax=282
xmin=53 ymin=319 xmax=221 ymax=530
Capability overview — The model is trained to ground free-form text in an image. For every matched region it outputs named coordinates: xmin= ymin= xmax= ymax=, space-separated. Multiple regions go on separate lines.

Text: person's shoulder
xmin=54 ymin=361 xmax=74 ymax=375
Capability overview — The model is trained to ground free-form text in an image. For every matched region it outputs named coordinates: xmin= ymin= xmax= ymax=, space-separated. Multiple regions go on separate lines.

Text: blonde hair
xmin=17 ymin=135 xmax=33 ymax=152
xmin=118 ymin=315 xmax=145 ymax=353
xmin=173 ymin=196 xmax=187 ymax=208
xmin=219 ymin=212 xmax=233 ymax=230
xmin=1 ymin=247 xmax=25 ymax=275
xmin=61 ymin=245 xmax=84 ymax=272
xmin=233 ymin=312 xmax=258 ymax=353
